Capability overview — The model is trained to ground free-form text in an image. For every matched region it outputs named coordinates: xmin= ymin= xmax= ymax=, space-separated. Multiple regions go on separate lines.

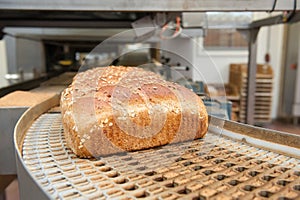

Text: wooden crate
xmin=230 ymin=63 xmax=273 ymax=78
xmin=240 ymin=109 xmax=271 ymax=115
xmin=239 ymin=116 xmax=271 ymax=122
xmin=240 ymin=96 xmax=272 ymax=102
xmin=241 ymin=82 xmax=273 ymax=93
xmin=240 ymin=101 xmax=272 ymax=107
xmin=229 ymin=63 xmax=273 ymax=124
xmin=239 ymin=114 xmax=272 ymax=123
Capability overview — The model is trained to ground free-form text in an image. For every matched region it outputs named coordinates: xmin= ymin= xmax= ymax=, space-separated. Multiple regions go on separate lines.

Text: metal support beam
xmin=250 ymin=12 xmax=300 ymax=29
xmin=0 ymin=20 xmax=133 ymax=29
xmin=0 ymin=0 xmax=299 ymax=11
xmin=246 ymin=28 xmax=260 ymax=125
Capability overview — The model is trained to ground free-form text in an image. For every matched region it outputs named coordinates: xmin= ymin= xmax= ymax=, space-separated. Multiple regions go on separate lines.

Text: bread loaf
xmin=61 ymin=66 xmax=208 ymax=158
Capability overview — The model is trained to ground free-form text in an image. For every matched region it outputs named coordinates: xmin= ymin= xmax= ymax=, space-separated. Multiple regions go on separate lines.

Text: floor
xmin=5 ymin=179 xmax=19 ymax=200
xmin=4 ymin=121 xmax=299 ymax=200
xmin=262 ymin=120 xmax=300 ymax=135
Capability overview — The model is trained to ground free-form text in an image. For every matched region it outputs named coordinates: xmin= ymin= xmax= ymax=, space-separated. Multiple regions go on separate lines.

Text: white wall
xmin=0 ymin=40 xmax=8 ymax=87
xmin=282 ymin=23 xmax=299 ymax=116
xmin=192 ymin=37 xmax=248 ymax=83
xmin=192 ymin=13 xmax=284 ymax=119
xmin=254 ymin=12 xmax=284 ymax=119
xmin=293 ymin=27 xmax=300 ymax=116
xmin=256 ymin=25 xmax=284 ymax=118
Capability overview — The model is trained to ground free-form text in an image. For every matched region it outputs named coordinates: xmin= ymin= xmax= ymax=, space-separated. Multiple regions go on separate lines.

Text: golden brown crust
xmin=61 ymin=66 xmax=208 ymax=158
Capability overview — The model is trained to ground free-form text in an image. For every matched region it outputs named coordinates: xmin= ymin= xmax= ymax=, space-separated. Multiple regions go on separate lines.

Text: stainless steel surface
xmin=14 ymin=101 xmax=300 ymax=199
xmin=1 ymin=20 xmax=133 ymax=29
xmin=0 ymin=107 xmax=28 ymax=174
xmin=0 ymin=0 xmax=299 ymax=11
xmin=250 ymin=12 xmax=300 ymax=29
xmin=3 ymin=34 xmax=45 ymax=85
xmin=3 ymin=28 xmax=130 ymax=41
xmin=14 ymin=95 xmax=60 ymax=200
xmin=246 ymin=28 xmax=259 ymax=125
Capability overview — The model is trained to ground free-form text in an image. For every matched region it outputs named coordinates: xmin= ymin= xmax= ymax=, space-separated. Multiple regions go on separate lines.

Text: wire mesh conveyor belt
xmin=20 ymin=112 xmax=300 ymax=200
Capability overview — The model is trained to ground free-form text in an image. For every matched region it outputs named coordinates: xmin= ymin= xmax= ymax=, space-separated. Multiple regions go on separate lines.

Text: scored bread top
xmin=61 ymin=66 xmax=208 ymax=158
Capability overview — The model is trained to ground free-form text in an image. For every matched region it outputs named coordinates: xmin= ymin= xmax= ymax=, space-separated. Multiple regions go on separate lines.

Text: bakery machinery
xmin=10 ymin=56 xmax=300 ymax=200
xmin=0 ymin=0 xmax=300 ymax=199
xmin=14 ymin=92 xmax=300 ymax=199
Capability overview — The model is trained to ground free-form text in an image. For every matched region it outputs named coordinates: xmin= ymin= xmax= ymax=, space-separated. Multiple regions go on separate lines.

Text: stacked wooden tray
xmin=229 ymin=64 xmax=273 ymax=124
